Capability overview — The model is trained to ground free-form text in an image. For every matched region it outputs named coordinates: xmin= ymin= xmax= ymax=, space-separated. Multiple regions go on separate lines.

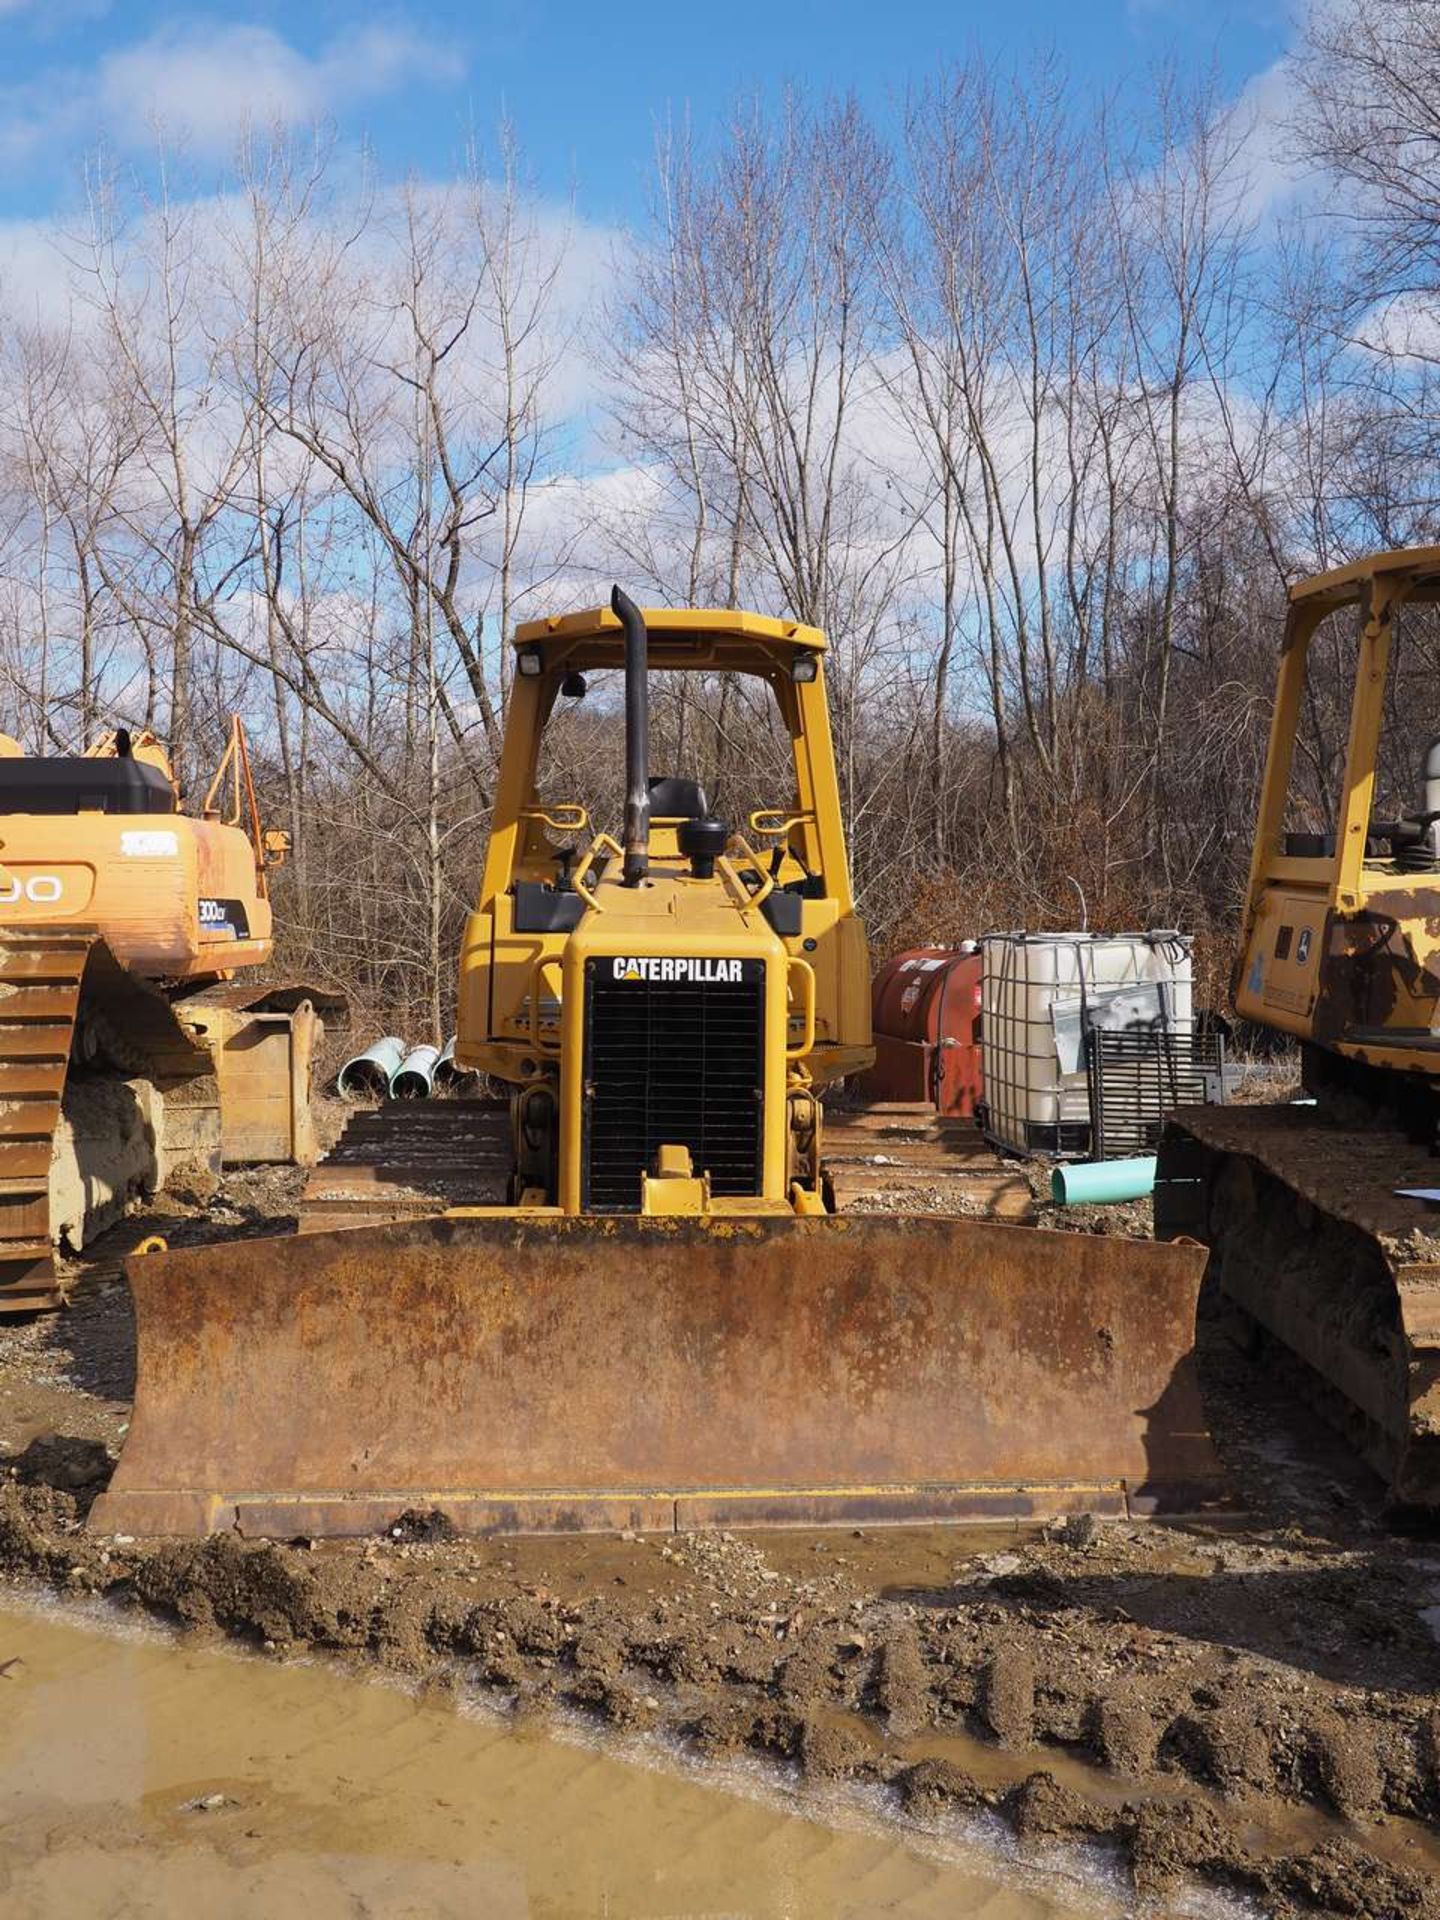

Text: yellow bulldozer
xmin=93 ymin=590 xmax=1216 ymax=1540
xmin=0 ymin=717 xmax=343 ymax=1313
xmin=1157 ymin=546 xmax=1440 ymax=1511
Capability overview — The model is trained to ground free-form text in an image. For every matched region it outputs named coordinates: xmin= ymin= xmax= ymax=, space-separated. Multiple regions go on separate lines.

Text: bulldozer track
xmin=1157 ymin=1101 xmax=1440 ymax=1510
xmin=822 ymin=1103 xmax=1036 ymax=1218
xmin=300 ymin=1098 xmax=514 ymax=1230
xmin=0 ymin=928 xmax=211 ymax=1313
xmin=300 ymin=1097 xmax=1035 ymax=1233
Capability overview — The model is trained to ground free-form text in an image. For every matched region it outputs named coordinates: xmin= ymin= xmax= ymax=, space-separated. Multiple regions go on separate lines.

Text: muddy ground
xmin=2 ymin=1168 xmax=1439 ymax=1917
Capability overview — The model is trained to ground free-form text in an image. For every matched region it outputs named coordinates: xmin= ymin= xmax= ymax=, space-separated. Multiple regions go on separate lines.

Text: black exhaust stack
xmin=612 ymin=585 xmax=650 ymax=887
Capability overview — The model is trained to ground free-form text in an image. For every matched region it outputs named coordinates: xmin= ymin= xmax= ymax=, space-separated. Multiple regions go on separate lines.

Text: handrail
xmin=716 ymin=848 xmax=775 ymax=912
xmin=748 ymin=808 xmax=815 ymax=838
xmin=572 ymin=832 xmax=624 ymax=913
xmin=520 ymin=804 xmax=590 ymax=834
xmin=786 ymin=958 xmax=816 ymax=1059
xmin=528 ymin=956 xmax=563 ymax=1056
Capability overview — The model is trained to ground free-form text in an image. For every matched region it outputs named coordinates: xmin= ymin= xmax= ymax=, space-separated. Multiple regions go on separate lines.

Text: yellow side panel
xmin=1233 ymin=886 xmax=1328 ymax=1035
xmin=836 ymin=912 xmax=874 ymax=1053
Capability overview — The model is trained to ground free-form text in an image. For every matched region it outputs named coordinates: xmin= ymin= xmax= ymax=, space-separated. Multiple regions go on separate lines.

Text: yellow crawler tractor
xmin=94 ymin=592 xmax=1216 ymax=1539
xmin=1158 ymin=547 xmax=1440 ymax=1509
xmin=0 ymin=718 xmax=342 ymax=1312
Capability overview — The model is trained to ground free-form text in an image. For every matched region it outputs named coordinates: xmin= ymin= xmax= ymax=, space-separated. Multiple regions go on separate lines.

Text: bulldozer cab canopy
xmin=513 ymin=604 xmax=828 ymax=676
xmin=489 ymin=602 xmax=852 ymax=910
xmin=1287 ymin=545 xmax=1440 ymax=616
xmin=1249 ymin=544 xmax=1440 ymax=920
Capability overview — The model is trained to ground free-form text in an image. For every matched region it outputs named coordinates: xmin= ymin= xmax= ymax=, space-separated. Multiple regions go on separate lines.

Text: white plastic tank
xmin=980 ymin=932 xmax=1193 ymax=1156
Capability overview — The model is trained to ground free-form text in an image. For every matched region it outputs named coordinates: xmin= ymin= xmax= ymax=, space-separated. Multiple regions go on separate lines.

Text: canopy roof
xmin=512 ymin=604 xmax=827 ymax=667
xmin=1291 ymin=547 xmax=1440 ymax=611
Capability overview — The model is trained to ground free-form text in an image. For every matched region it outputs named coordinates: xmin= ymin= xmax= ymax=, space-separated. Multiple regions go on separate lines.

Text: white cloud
xmin=0 ymin=21 xmax=462 ymax=173
xmin=1352 ymin=291 xmax=1440 ymax=367
xmin=1225 ymin=55 xmax=1312 ymax=225
xmin=0 ymin=215 xmax=79 ymax=323
xmin=96 ymin=23 xmax=461 ymax=155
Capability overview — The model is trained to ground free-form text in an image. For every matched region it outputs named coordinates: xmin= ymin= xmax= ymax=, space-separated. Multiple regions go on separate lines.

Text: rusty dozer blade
xmin=91 ymin=1213 xmax=1221 ymax=1539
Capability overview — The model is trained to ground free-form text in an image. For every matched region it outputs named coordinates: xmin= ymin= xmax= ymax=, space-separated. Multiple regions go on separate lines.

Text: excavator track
xmin=0 ymin=929 xmax=210 ymax=1313
xmin=0 ymin=931 xmax=89 ymax=1310
xmin=1157 ymin=1101 xmax=1440 ymax=1509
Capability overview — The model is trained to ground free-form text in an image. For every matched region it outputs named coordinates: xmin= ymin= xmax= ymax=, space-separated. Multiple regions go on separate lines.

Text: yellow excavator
xmin=0 ymin=717 xmax=343 ymax=1312
xmin=1157 ymin=547 xmax=1440 ymax=1510
xmin=92 ymin=591 xmax=1216 ymax=1539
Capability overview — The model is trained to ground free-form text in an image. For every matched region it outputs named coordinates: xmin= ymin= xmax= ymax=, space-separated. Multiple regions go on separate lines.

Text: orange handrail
xmin=203 ymin=716 xmax=270 ymax=896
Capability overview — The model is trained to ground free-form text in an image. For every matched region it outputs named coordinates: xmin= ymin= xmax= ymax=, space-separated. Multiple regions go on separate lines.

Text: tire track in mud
xmin=3 ymin=1200 xmax=1440 ymax=1916
xmin=1 ymin=1467 xmax=1438 ymax=1918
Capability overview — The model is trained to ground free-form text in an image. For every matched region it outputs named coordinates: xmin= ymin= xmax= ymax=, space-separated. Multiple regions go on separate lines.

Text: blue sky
xmin=0 ymin=0 xmax=1295 ymax=227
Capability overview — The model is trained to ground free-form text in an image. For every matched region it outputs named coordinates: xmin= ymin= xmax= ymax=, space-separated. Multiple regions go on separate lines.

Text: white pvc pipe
xmin=337 ymin=1035 xmax=406 ymax=1100
xmin=390 ymin=1043 xmax=442 ymax=1100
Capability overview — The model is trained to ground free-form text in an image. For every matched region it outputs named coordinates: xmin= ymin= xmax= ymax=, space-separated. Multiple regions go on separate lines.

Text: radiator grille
xmin=582 ymin=958 xmax=765 ymax=1211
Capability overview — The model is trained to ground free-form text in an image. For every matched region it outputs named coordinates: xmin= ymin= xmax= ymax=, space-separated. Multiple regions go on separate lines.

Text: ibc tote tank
xmin=979 ymin=932 xmax=1192 ymax=1157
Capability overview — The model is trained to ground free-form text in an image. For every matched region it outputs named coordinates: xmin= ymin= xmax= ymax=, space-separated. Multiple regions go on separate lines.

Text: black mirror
xmin=560 ymin=670 xmax=587 ymax=700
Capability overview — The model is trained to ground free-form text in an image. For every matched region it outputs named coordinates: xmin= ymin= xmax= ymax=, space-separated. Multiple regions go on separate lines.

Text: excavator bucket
xmin=92 ymin=1213 xmax=1220 ymax=1538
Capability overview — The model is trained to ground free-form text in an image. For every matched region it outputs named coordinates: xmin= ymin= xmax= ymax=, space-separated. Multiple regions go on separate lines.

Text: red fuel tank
xmin=856 ymin=946 xmax=983 ymax=1117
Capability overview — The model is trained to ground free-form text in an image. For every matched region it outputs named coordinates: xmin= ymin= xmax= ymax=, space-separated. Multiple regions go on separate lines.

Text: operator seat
xmin=647 ymin=775 xmax=709 ymax=820
xmin=1374 ymin=737 xmax=1440 ymax=872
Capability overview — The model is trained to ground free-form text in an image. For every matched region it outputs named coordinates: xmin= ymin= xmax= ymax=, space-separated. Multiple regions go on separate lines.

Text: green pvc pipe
xmin=1050 ymin=1156 xmax=1156 ymax=1206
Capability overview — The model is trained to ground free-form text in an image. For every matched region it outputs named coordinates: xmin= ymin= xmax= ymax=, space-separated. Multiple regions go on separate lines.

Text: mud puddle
xmin=0 ymin=1599 xmax=1154 ymax=1920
